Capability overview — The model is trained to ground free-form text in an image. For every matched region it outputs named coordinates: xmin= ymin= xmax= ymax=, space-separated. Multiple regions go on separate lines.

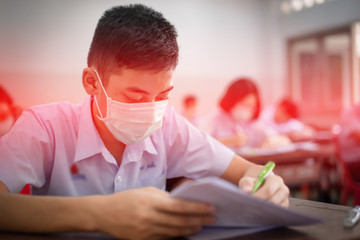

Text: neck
xmin=91 ymin=99 xmax=125 ymax=167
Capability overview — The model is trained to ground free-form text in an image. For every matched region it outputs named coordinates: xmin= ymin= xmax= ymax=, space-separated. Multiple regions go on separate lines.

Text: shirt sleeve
xmin=163 ymin=107 xmax=235 ymax=179
xmin=0 ymin=109 xmax=53 ymax=193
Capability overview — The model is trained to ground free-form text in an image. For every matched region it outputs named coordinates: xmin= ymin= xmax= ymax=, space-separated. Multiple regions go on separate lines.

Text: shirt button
xmin=116 ymin=176 xmax=122 ymax=182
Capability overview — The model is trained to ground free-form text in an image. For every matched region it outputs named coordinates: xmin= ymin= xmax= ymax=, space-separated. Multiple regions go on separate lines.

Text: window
xmin=288 ymin=27 xmax=353 ymax=127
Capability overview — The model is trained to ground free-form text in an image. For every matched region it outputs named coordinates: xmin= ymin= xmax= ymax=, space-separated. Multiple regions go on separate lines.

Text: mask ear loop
xmin=93 ymin=69 xmax=109 ymax=120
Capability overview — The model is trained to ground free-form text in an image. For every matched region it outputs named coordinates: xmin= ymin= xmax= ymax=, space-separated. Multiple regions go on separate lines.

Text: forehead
xmin=105 ymin=67 xmax=173 ymax=91
xmin=0 ymin=102 xmax=11 ymax=112
xmin=0 ymin=102 xmax=12 ymax=120
xmin=241 ymin=94 xmax=257 ymax=104
xmin=276 ymin=106 xmax=290 ymax=116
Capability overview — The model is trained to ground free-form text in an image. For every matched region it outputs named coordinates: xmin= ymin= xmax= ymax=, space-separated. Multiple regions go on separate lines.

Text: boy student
xmin=0 ymin=4 xmax=289 ymax=240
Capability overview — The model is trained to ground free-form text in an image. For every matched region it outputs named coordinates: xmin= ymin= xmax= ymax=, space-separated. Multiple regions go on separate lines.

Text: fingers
xmin=138 ymin=196 xmax=215 ymax=239
xmin=238 ymin=176 xmax=255 ymax=193
xmin=155 ymin=197 xmax=215 ymax=215
xmin=153 ymin=198 xmax=217 ymax=228
xmin=105 ymin=187 xmax=215 ymax=240
xmin=141 ymin=187 xmax=217 ymax=228
xmin=239 ymin=165 xmax=290 ymax=207
xmin=148 ymin=208 xmax=215 ymax=239
xmin=139 ymin=187 xmax=215 ymax=217
xmin=253 ymin=175 xmax=290 ymax=207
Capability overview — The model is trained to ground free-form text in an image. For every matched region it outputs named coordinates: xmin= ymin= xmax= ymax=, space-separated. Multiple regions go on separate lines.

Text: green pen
xmin=251 ymin=161 xmax=275 ymax=194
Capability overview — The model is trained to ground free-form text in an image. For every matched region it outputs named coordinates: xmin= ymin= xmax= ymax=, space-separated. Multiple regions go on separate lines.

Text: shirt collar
xmin=74 ymin=96 xmax=108 ymax=163
xmin=122 ymin=131 xmax=160 ymax=164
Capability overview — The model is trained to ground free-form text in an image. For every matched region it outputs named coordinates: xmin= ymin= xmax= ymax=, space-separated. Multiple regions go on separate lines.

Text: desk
xmin=239 ymin=142 xmax=338 ymax=190
xmin=228 ymin=198 xmax=360 ymax=240
xmin=0 ymin=198 xmax=358 ymax=240
xmin=239 ymin=142 xmax=336 ymax=164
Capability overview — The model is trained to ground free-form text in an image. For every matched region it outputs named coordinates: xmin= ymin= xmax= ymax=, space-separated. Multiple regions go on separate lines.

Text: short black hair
xmin=219 ymin=78 xmax=261 ymax=120
xmin=0 ymin=85 xmax=13 ymax=106
xmin=87 ymin=4 xmax=178 ymax=81
xmin=278 ymin=98 xmax=299 ymax=119
xmin=183 ymin=95 xmax=197 ymax=107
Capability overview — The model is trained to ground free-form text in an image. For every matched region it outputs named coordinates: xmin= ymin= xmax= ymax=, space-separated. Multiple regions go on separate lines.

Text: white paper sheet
xmin=170 ymin=177 xmax=321 ymax=240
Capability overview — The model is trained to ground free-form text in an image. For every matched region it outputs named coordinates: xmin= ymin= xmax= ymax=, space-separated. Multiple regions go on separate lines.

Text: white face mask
xmin=230 ymin=105 xmax=253 ymax=122
xmin=93 ymin=70 xmax=168 ymax=145
xmin=0 ymin=115 xmax=14 ymax=136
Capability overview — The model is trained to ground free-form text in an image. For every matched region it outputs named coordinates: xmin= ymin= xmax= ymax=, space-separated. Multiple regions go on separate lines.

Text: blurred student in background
xmin=211 ymin=78 xmax=291 ymax=150
xmin=182 ymin=94 xmax=199 ymax=127
xmin=211 ymin=78 xmax=266 ymax=148
xmin=0 ymin=85 xmax=22 ymax=136
xmin=338 ymin=102 xmax=360 ymax=182
xmin=260 ymin=98 xmax=315 ymax=142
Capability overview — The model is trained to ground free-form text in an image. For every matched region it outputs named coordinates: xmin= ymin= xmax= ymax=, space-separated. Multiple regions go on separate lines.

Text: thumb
xmin=239 ymin=176 xmax=256 ymax=193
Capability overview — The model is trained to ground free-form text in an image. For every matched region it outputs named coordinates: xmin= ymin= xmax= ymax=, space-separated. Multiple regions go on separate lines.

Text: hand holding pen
xmin=238 ymin=161 xmax=289 ymax=207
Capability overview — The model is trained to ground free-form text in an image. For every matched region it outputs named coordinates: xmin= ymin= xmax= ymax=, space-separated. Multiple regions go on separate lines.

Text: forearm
xmin=220 ymin=154 xmax=256 ymax=185
xmin=0 ymin=191 xmax=98 ymax=233
xmin=221 ymin=156 xmax=289 ymax=207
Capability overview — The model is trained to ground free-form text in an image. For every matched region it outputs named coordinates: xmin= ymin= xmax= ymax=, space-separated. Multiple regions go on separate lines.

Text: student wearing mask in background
xmin=0 ymin=5 xmax=289 ymax=240
xmin=211 ymin=79 xmax=290 ymax=150
xmin=0 ymin=85 xmax=22 ymax=136
xmin=211 ymin=78 xmax=266 ymax=148
xmin=260 ymin=98 xmax=315 ymax=142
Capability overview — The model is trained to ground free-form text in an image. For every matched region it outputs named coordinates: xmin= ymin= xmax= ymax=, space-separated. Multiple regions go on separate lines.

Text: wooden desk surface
xmin=239 ymin=142 xmax=336 ymax=165
xmin=228 ymin=198 xmax=360 ymax=240
xmin=1 ymin=198 xmax=359 ymax=240
xmin=239 ymin=142 xmax=338 ymax=187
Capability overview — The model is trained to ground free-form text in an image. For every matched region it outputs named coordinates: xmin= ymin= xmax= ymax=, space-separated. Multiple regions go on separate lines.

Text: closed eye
xmin=155 ymin=96 xmax=169 ymax=101
xmin=123 ymin=94 xmax=145 ymax=103
xmin=155 ymin=86 xmax=174 ymax=102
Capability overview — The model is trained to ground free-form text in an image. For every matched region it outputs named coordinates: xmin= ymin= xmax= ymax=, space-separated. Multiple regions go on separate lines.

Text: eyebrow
xmin=125 ymin=85 xmax=174 ymax=95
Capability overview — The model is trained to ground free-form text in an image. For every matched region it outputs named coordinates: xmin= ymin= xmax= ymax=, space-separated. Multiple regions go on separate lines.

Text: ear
xmin=82 ymin=68 xmax=100 ymax=96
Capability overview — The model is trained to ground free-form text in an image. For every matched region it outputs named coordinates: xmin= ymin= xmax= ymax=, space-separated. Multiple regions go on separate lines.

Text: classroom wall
xmin=0 ymin=0 xmax=269 ymax=115
xmin=1 ymin=0 xmax=360 ymax=116
xmin=264 ymin=0 xmax=360 ymax=109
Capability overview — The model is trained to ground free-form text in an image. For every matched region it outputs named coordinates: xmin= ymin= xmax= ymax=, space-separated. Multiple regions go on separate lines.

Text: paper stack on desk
xmin=237 ymin=141 xmax=320 ymax=157
xmin=170 ymin=177 xmax=321 ymax=240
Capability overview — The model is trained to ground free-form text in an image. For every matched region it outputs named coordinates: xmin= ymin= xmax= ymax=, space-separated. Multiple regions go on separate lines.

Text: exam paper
xmin=170 ymin=177 xmax=321 ymax=227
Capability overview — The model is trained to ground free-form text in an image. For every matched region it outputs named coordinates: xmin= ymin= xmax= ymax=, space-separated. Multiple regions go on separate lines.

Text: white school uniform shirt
xmin=211 ymin=109 xmax=266 ymax=148
xmin=0 ymin=96 xmax=234 ymax=196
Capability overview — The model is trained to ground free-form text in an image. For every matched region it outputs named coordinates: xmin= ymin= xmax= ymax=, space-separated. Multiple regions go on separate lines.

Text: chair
xmin=335 ymin=137 xmax=360 ymax=206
